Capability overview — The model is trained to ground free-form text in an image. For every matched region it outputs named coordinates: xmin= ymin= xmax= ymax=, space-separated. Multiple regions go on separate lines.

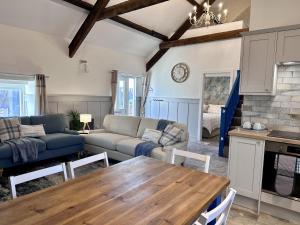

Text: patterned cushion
xmin=159 ymin=125 xmax=183 ymax=146
xmin=0 ymin=118 xmax=21 ymax=142
xmin=142 ymin=129 xmax=162 ymax=144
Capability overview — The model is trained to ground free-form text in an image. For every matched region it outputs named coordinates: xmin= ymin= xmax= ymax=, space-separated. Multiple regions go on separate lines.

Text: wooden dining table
xmin=0 ymin=156 xmax=229 ymax=225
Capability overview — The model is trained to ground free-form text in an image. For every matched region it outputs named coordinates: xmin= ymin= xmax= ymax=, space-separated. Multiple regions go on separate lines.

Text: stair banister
xmin=219 ymin=70 xmax=241 ymax=157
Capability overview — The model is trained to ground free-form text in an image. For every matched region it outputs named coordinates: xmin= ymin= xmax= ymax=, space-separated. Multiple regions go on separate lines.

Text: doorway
xmin=115 ymin=73 xmax=143 ymax=116
xmin=200 ymin=71 xmax=234 ymax=145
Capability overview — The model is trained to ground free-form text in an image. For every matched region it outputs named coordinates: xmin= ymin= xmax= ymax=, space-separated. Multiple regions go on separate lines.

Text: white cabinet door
xmin=228 ymin=136 xmax=265 ymax=200
xmin=277 ymin=29 xmax=300 ymax=63
xmin=240 ymin=33 xmax=277 ymax=95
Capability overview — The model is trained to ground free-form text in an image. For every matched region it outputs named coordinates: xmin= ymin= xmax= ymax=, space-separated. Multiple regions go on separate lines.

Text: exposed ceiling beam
xmin=97 ymin=0 xmax=170 ymax=21
xmin=62 ymin=0 xmax=168 ymax=41
xmin=159 ymin=28 xmax=249 ymax=49
xmin=110 ymin=16 xmax=168 ymax=41
xmin=186 ymin=0 xmax=201 ymax=8
xmin=69 ymin=0 xmax=110 ymax=58
xmin=146 ymin=0 xmax=217 ymax=71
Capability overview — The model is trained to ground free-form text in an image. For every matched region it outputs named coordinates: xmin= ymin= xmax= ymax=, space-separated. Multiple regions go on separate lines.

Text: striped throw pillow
xmin=0 ymin=118 xmax=21 ymax=142
xmin=159 ymin=124 xmax=183 ymax=146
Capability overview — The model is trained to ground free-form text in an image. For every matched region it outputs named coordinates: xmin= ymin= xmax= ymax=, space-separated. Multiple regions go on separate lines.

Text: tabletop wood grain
xmin=0 ymin=156 xmax=229 ymax=225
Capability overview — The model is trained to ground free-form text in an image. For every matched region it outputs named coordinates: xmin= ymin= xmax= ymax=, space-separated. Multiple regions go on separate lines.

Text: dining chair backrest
xmin=67 ymin=152 xmax=109 ymax=179
xmin=170 ymin=148 xmax=210 ymax=173
xmin=9 ymin=163 xmax=68 ymax=199
xmin=195 ymin=188 xmax=237 ymax=225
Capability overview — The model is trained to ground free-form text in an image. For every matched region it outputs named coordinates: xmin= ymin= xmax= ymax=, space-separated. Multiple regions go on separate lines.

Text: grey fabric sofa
xmin=83 ymin=115 xmax=189 ymax=164
xmin=0 ymin=114 xmax=84 ymax=169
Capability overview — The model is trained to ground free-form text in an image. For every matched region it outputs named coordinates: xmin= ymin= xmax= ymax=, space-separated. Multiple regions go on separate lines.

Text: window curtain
xmin=35 ymin=74 xmax=47 ymax=115
xmin=110 ymin=70 xmax=118 ymax=114
xmin=140 ymin=72 xmax=152 ymax=117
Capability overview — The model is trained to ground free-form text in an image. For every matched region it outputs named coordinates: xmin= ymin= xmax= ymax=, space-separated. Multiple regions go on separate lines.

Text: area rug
xmin=0 ymin=143 xmax=227 ymax=202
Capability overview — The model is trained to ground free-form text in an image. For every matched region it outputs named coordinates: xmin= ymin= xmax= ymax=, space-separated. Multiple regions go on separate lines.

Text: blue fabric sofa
xmin=0 ymin=114 xmax=84 ymax=169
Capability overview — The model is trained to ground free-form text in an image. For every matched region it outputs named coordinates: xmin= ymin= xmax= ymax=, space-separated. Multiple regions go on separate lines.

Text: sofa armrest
xmin=163 ymin=141 xmax=188 ymax=165
xmin=88 ymin=129 xmax=107 ymax=134
xmin=64 ymin=128 xmax=80 ymax=135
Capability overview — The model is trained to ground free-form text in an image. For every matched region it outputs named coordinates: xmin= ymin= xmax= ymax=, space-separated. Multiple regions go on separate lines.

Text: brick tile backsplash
xmin=242 ymin=65 xmax=300 ymax=132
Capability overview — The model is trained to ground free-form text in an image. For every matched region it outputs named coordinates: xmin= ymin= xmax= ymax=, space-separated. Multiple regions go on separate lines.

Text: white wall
xmin=250 ymin=0 xmax=300 ymax=31
xmin=0 ymin=24 xmax=146 ymax=96
xmin=149 ymin=22 xmax=243 ymax=99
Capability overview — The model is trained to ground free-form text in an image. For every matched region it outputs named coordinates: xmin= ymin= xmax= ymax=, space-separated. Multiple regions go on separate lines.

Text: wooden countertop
xmin=229 ymin=128 xmax=300 ymax=146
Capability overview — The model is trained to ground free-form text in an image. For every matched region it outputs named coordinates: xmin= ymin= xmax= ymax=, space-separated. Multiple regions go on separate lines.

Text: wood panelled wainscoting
xmin=48 ymin=95 xmax=200 ymax=142
xmin=48 ymin=95 xmax=112 ymax=129
xmin=145 ymin=97 xmax=200 ymax=142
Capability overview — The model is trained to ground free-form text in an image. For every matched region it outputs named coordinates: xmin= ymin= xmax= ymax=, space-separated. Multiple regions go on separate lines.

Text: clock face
xmin=171 ymin=63 xmax=189 ymax=83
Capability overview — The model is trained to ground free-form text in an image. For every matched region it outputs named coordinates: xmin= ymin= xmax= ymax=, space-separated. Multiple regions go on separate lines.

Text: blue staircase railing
xmin=219 ymin=71 xmax=241 ymax=157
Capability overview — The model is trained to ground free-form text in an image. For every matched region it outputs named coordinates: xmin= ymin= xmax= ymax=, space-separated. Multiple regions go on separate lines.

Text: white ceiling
xmin=0 ymin=0 xmax=250 ymax=57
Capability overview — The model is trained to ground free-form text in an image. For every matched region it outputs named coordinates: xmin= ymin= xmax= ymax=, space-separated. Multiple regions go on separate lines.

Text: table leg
xmin=207 ymin=195 xmax=221 ymax=225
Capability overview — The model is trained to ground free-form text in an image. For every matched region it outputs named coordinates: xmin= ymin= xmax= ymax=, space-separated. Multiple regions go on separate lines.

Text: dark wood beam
xmin=186 ymin=0 xmax=201 ymax=8
xmin=69 ymin=0 xmax=110 ymax=58
xmin=62 ymin=0 xmax=93 ymax=11
xmin=146 ymin=0 xmax=218 ymax=71
xmin=110 ymin=16 xmax=169 ymax=41
xmin=98 ymin=0 xmax=169 ymax=20
xmin=160 ymin=28 xmax=249 ymax=49
xmin=62 ymin=0 xmax=168 ymax=41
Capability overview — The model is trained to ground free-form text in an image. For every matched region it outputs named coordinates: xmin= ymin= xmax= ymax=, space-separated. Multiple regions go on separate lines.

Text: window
xmin=0 ymin=75 xmax=36 ymax=117
xmin=115 ymin=74 xmax=143 ymax=116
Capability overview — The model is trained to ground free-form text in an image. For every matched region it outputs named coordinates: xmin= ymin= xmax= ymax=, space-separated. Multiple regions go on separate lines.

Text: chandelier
xmin=189 ymin=1 xmax=228 ymax=27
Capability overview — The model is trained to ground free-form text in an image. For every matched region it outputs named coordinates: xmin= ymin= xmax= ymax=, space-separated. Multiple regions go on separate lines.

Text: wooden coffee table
xmin=0 ymin=156 xmax=229 ymax=225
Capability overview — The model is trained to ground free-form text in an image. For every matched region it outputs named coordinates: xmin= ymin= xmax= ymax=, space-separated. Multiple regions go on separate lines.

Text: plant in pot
xmin=68 ymin=110 xmax=82 ymax=131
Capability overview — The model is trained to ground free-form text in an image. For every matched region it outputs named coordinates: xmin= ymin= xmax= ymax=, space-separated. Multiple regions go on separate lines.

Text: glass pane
xmin=0 ymin=78 xmax=36 ymax=117
xmin=128 ymin=78 xmax=135 ymax=116
xmin=116 ymin=80 xmax=125 ymax=111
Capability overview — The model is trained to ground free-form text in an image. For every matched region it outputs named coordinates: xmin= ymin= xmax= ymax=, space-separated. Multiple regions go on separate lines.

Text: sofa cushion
xmin=39 ymin=133 xmax=84 ymax=150
xmin=30 ymin=114 xmax=68 ymax=134
xmin=19 ymin=117 xmax=31 ymax=125
xmin=116 ymin=138 xmax=145 ymax=156
xmin=137 ymin=118 xmax=159 ymax=138
xmin=103 ymin=115 xmax=141 ymax=137
xmin=0 ymin=138 xmax=46 ymax=159
xmin=84 ymin=133 xmax=132 ymax=150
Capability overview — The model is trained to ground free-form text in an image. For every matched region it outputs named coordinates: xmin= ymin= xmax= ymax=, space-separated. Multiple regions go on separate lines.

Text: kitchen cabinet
xmin=228 ymin=136 xmax=265 ymax=200
xmin=277 ymin=29 xmax=300 ymax=63
xmin=240 ymin=32 xmax=277 ymax=95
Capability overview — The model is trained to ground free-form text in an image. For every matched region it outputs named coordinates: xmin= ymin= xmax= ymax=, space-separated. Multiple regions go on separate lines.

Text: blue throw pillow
xmin=30 ymin=114 xmax=68 ymax=134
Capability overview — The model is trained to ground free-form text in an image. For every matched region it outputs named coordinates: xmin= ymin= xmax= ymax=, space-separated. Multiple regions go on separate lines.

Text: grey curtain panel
xmin=110 ymin=70 xmax=118 ymax=114
xmin=35 ymin=74 xmax=47 ymax=115
xmin=140 ymin=72 xmax=152 ymax=117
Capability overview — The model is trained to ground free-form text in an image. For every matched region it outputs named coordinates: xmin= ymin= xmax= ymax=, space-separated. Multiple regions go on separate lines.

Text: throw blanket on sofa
xmin=134 ymin=119 xmax=174 ymax=157
xmin=5 ymin=138 xmax=38 ymax=163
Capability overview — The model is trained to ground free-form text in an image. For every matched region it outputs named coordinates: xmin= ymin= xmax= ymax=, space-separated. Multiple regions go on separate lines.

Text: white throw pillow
xmin=203 ymin=104 xmax=209 ymax=113
xmin=207 ymin=104 xmax=224 ymax=114
xmin=19 ymin=124 xmax=46 ymax=138
xmin=141 ymin=129 xmax=162 ymax=144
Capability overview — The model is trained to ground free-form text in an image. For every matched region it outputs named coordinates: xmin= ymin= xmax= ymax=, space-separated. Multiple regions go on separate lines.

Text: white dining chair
xmin=67 ymin=152 xmax=109 ymax=179
xmin=194 ymin=188 xmax=237 ymax=225
xmin=9 ymin=163 xmax=68 ymax=199
xmin=170 ymin=148 xmax=210 ymax=173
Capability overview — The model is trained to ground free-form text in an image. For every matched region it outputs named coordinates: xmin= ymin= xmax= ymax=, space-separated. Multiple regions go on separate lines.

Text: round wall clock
xmin=171 ymin=63 xmax=189 ymax=83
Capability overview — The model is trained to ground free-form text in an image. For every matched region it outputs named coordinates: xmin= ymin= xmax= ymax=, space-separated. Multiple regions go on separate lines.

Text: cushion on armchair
xmin=39 ymin=133 xmax=84 ymax=150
